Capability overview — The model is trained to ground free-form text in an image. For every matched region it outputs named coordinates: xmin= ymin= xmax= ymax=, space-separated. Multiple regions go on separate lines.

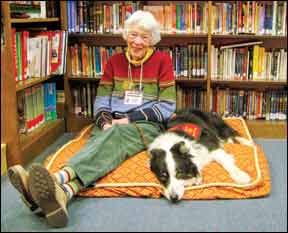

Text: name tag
xmin=124 ymin=90 xmax=143 ymax=105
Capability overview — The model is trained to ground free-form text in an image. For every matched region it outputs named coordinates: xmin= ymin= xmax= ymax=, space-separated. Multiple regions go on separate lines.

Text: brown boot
xmin=7 ymin=165 xmax=43 ymax=216
xmin=28 ymin=164 xmax=69 ymax=228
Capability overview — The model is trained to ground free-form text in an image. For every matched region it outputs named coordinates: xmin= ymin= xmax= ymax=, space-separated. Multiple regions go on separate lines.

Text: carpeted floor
xmin=1 ymin=133 xmax=287 ymax=232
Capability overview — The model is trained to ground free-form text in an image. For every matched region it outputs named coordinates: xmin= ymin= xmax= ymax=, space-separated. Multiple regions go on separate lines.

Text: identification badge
xmin=124 ymin=90 xmax=143 ymax=105
xmin=122 ymin=80 xmax=134 ymax=90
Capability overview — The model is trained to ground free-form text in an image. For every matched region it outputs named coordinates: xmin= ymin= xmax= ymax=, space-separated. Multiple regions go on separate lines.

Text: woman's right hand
xmin=102 ymin=123 xmax=112 ymax=130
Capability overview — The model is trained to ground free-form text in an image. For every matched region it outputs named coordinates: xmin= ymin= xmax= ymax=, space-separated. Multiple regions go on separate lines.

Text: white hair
xmin=122 ymin=10 xmax=161 ymax=46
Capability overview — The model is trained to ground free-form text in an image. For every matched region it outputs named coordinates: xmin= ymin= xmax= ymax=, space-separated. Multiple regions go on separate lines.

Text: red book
xmin=51 ymin=31 xmax=62 ymax=73
xmin=21 ymin=31 xmax=29 ymax=80
xmin=171 ymin=3 xmax=176 ymax=33
xmin=11 ymin=28 xmax=18 ymax=82
xmin=101 ymin=47 xmax=107 ymax=73
xmin=237 ymin=2 xmax=242 ymax=33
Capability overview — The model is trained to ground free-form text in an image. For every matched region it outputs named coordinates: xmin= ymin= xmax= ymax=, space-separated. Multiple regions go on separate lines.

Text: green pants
xmin=67 ymin=121 xmax=163 ymax=187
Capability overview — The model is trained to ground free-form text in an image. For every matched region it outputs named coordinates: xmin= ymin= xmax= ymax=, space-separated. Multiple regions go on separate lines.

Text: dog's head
xmin=148 ymin=139 xmax=200 ymax=203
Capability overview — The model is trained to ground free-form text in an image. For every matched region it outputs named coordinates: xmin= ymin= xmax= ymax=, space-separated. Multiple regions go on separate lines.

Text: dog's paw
xmin=233 ymin=170 xmax=251 ymax=184
xmin=193 ymin=175 xmax=202 ymax=185
xmin=185 ymin=175 xmax=202 ymax=186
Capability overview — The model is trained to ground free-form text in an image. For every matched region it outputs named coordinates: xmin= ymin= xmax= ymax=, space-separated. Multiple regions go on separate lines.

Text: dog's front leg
xmin=211 ymin=149 xmax=251 ymax=184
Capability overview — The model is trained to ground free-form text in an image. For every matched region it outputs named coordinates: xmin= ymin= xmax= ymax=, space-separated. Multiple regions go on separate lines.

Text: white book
xmin=28 ymin=37 xmax=41 ymax=78
xmin=272 ymin=1 xmax=277 ymax=35
xmin=282 ymin=2 xmax=287 ymax=36
xmin=40 ymin=1 xmax=46 ymax=18
xmin=276 ymin=50 xmax=281 ymax=81
xmin=39 ymin=36 xmax=48 ymax=77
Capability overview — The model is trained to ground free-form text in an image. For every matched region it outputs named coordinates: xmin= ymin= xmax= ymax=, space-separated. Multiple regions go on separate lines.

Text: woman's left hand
xmin=112 ymin=118 xmax=130 ymax=125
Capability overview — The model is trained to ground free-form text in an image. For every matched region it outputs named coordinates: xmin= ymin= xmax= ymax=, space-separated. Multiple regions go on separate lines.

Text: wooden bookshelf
xmin=2 ymin=1 xmax=286 ymax=168
xmin=11 ymin=17 xmax=59 ymax=24
xmin=1 ymin=2 xmax=66 ymax=166
xmin=16 ymin=75 xmax=59 ymax=92
xmin=61 ymin=1 xmax=287 ymax=138
xmin=67 ymin=75 xmax=101 ymax=82
xmin=212 ymin=34 xmax=287 ymax=49
xmin=20 ymin=119 xmax=65 ymax=165
xmin=66 ymin=114 xmax=94 ymax=133
xmin=211 ymin=80 xmax=287 ymax=89
xmin=246 ymin=120 xmax=287 ymax=139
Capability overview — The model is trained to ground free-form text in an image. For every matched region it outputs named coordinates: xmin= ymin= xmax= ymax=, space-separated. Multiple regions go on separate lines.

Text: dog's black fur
xmin=165 ymin=108 xmax=240 ymax=151
xmin=148 ymin=108 xmax=252 ymax=202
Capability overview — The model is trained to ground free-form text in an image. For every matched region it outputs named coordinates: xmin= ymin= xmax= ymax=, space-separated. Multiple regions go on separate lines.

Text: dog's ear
xmin=148 ymin=148 xmax=166 ymax=170
xmin=148 ymin=148 xmax=166 ymax=159
xmin=170 ymin=141 xmax=189 ymax=154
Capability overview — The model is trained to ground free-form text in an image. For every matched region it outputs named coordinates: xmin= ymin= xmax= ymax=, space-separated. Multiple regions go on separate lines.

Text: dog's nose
xmin=170 ymin=194 xmax=180 ymax=203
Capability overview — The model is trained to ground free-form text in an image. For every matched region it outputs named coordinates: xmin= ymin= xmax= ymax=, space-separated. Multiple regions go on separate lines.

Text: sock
xmin=62 ymin=179 xmax=83 ymax=200
xmin=54 ymin=166 xmax=77 ymax=184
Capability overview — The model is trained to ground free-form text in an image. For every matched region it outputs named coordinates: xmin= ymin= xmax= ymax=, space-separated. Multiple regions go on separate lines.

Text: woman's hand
xmin=102 ymin=123 xmax=113 ymax=130
xmin=112 ymin=118 xmax=130 ymax=125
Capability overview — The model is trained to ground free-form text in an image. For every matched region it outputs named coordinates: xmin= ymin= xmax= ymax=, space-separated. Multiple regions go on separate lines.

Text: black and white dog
xmin=148 ymin=108 xmax=253 ymax=202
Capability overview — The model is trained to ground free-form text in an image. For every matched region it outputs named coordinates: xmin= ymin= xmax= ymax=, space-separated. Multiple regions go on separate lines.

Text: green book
xmin=16 ymin=31 xmax=22 ymax=81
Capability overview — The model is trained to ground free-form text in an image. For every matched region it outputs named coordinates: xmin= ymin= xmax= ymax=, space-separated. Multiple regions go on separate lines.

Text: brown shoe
xmin=7 ymin=165 xmax=43 ymax=215
xmin=28 ymin=164 xmax=69 ymax=228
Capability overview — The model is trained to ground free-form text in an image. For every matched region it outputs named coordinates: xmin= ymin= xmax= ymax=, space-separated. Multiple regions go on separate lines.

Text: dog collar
xmin=168 ymin=123 xmax=202 ymax=140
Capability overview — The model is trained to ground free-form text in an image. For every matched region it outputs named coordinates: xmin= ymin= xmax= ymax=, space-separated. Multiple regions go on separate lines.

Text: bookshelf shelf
xmin=67 ymin=76 xmax=101 ymax=82
xmin=212 ymin=34 xmax=287 ymax=40
xmin=68 ymin=33 xmax=209 ymax=46
xmin=66 ymin=114 xmax=94 ymax=133
xmin=212 ymin=34 xmax=287 ymax=49
xmin=16 ymin=75 xmax=59 ymax=92
xmin=19 ymin=119 xmax=65 ymax=165
xmin=211 ymin=80 xmax=287 ymax=89
xmin=176 ymin=78 xmax=207 ymax=87
xmin=11 ymin=17 xmax=59 ymax=24
xmin=246 ymin=119 xmax=287 ymax=138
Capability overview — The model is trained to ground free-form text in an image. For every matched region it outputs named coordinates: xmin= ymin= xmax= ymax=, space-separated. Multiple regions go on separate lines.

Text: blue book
xmin=264 ymin=3 xmax=273 ymax=34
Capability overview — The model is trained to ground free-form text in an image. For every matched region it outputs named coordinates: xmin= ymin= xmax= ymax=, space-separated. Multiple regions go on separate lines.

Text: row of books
xmin=11 ymin=29 xmax=68 ymax=82
xmin=66 ymin=1 xmax=209 ymax=34
xmin=176 ymin=87 xmax=207 ymax=111
xmin=211 ymin=1 xmax=287 ymax=36
xmin=9 ymin=1 xmax=58 ymax=19
xmin=71 ymin=82 xmax=98 ymax=118
xmin=69 ymin=44 xmax=207 ymax=79
xmin=143 ymin=3 xmax=208 ymax=34
xmin=176 ymin=86 xmax=287 ymax=121
xmin=211 ymin=42 xmax=287 ymax=81
xmin=66 ymin=1 xmax=140 ymax=33
xmin=17 ymin=82 xmax=57 ymax=134
xmin=65 ymin=1 xmax=287 ymax=36
xmin=167 ymin=45 xmax=207 ymax=78
xmin=69 ymin=44 xmax=123 ymax=77
xmin=211 ymin=88 xmax=287 ymax=120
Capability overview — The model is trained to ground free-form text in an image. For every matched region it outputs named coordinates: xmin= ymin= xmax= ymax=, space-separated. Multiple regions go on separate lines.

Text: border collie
xmin=148 ymin=108 xmax=253 ymax=202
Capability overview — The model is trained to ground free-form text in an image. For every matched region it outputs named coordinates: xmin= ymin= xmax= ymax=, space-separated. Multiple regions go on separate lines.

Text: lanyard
xmin=128 ymin=62 xmax=143 ymax=91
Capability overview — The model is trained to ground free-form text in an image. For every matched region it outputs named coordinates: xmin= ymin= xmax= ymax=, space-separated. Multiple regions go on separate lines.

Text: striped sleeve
xmin=94 ymin=59 xmax=114 ymax=129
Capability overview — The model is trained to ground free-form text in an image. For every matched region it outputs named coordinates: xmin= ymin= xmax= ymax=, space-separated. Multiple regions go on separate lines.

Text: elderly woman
xmin=8 ymin=10 xmax=176 ymax=227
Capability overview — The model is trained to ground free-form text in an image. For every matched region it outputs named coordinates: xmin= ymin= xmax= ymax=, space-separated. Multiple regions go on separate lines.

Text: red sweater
xmin=94 ymin=50 xmax=176 ymax=128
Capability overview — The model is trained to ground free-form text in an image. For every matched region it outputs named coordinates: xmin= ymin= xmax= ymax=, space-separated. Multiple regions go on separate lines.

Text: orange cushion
xmin=44 ymin=118 xmax=271 ymax=199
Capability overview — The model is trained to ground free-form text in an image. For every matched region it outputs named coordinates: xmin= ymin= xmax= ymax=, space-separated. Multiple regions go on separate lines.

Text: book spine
xmin=16 ymin=31 xmax=22 ymax=81
xmin=11 ymin=28 xmax=19 ymax=82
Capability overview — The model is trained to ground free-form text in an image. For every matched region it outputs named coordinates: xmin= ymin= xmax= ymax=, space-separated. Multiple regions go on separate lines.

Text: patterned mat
xmin=44 ymin=118 xmax=271 ymax=199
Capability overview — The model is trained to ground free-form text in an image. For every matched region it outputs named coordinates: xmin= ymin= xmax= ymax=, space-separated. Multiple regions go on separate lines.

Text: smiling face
xmin=126 ymin=26 xmax=152 ymax=61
